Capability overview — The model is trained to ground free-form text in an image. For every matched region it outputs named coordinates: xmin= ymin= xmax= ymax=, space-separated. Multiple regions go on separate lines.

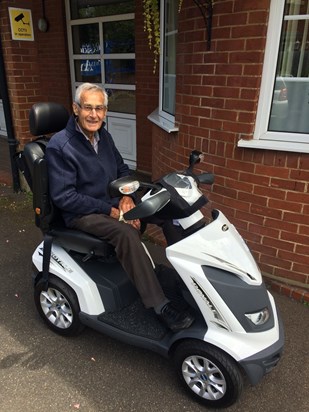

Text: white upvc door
xmin=65 ymin=0 xmax=136 ymax=169
xmin=107 ymin=115 xmax=136 ymax=168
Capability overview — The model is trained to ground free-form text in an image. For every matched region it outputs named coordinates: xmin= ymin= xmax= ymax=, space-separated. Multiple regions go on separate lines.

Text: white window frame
xmin=65 ymin=0 xmax=136 ymax=120
xmin=238 ymin=0 xmax=309 ymax=153
xmin=148 ymin=0 xmax=178 ymax=133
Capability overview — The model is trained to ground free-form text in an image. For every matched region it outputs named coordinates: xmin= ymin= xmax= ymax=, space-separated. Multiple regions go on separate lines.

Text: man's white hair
xmin=74 ymin=83 xmax=108 ymax=106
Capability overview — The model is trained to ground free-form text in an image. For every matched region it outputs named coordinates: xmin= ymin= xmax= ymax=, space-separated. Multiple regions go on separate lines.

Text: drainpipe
xmin=0 ymin=32 xmax=20 ymax=192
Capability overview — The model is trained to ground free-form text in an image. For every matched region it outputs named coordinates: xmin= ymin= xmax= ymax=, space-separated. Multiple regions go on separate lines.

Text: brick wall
xmin=151 ymin=0 xmax=309 ymax=291
xmin=0 ymin=0 xmax=71 ymax=148
xmin=135 ymin=1 xmax=159 ymax=174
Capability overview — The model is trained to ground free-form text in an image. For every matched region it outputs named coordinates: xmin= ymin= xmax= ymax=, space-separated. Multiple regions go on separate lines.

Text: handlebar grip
xmin=197 ymin=173 xmax=215 ymax=185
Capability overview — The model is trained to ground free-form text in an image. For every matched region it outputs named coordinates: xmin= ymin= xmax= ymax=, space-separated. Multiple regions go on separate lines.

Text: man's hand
xmin=119 ymin=196 xmax=135 ymax=213
xmin=110 ymin=206 xmax=120 ymax=220
xmin=119 ymin=196 xmax=140 ymax=230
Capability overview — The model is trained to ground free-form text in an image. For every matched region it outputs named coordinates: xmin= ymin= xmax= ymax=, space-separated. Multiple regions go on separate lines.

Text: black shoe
xmin=159 ymin=302 xmax=194 ymax=332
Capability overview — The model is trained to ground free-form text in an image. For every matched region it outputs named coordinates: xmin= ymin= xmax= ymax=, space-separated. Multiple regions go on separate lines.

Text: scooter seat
xmin=50 ymin=227 xmax=114 ymax=258
xmin=20 ymin=103 xmax=116 ymax=260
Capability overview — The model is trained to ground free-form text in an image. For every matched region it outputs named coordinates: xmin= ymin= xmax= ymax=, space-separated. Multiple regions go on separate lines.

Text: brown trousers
xmin=69 ymin=214 xmax=166 ymax=308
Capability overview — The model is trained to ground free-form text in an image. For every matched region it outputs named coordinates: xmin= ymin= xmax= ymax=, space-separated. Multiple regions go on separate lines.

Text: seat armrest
xmin=51 ymin=227 xmax=114 ymax=257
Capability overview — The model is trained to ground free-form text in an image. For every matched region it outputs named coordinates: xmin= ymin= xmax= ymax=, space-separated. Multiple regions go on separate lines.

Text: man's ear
xmin=72 ymin=102 xmax=79 ymax=117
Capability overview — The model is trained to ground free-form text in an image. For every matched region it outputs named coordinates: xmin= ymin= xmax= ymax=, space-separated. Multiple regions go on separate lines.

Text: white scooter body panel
xmin=202 ymin=292 xmax=280 ymax=361
xmin=33 ymin=241 xmax=105 ymax=315
xmin=167 ymin=210 xmax=261 ymax=284
xmin=166 ymin=210 xmax=280 ymax=361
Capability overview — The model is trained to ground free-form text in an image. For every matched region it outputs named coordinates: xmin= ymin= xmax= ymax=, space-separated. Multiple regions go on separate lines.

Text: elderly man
xmin=46 ymin=83 xmax=194 ymax=332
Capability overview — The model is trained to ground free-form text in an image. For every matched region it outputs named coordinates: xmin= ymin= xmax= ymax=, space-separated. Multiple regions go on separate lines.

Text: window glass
xmin=105 ymin=59 xmax=135 ymax=84
xmin=103 ymin=20 xmax=135 ymax=53
xmin=70 ymin=0 xmax=134 ymax=20
xmin=107 ymin=89 xmax=135 ymax=114
xmin=269 ymin=1 xmax=309 ymax=133
xmin=72 ymin=24 xmax=100 ymax=54
xmin=161 ymin=0 xmax=178 ymax=117
xmin=74 ymin=59 xmax=101 ymax=82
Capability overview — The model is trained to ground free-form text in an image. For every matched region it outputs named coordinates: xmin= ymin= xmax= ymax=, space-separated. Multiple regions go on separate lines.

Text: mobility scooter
xmin=18 ymin=102 xmax=284 ymax=408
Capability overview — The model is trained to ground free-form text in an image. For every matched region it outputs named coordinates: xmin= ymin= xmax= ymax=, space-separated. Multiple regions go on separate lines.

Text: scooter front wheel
xmin=173 ymin=341 xmax=243 ymax=408
xmin=34 ymin=275 xmax=85 ymax=336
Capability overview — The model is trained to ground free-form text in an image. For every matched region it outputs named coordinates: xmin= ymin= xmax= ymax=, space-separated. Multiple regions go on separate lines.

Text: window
xmin=148 ymin=0 xmax=179 ymax=132
xmin=238 ymin=0 xmax=309 ymax=153
xmin=66 ymin=0 xmax=136 ymax=114
xmin=160 ymin=0 xmax=178 ymax=120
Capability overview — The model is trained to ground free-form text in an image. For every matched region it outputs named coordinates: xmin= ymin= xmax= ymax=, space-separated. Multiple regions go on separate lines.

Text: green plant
xmin=143 ymin=0 xmax=161 ymax=72
xmin=143 ymin=1 xmax=213 ymax=72
xmin=143 ymin=0 xmax=184 ymax=72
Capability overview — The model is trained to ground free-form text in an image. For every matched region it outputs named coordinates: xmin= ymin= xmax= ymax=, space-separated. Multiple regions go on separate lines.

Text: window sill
xmin=238 ymin=138 xmax=309 ymax=154
xmin=148 ymin=109 xmax=179 ymax=133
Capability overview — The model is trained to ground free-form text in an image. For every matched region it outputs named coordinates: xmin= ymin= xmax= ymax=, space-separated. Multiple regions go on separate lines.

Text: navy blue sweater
xmin=46 ymin=115 xmax=130 ymax=225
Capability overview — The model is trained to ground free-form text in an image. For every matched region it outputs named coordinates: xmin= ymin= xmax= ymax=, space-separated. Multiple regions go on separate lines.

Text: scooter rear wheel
xmin=173 ymin=341 xmax=243 ymax=408
xmin=34 ymin=275 xmax=85 ymax=336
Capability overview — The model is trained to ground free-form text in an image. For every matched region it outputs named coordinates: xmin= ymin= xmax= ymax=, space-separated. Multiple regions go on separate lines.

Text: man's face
xmin=73 ymin=90 xmax=107 ymax=137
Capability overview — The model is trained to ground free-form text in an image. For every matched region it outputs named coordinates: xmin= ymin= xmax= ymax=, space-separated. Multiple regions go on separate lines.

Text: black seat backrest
xmin=18 ymin=102 xmax=69 ymax=191
xmin=23 ymin=103 xmax=69 ymax=232
xmin=29 ymin=102 xmax=70 ymax=137
xmin=24 ymin=138 xmax=65 ymax=232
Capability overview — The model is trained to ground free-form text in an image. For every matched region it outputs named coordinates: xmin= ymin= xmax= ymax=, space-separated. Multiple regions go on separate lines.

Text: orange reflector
xmin=35 ymin=207 xmax=41 ymax=215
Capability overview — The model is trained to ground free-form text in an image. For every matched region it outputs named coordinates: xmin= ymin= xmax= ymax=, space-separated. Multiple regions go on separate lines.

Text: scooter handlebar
xmin=196 ymin=172 xmax=215 ymax=185
xmin=123 ymin=190 xmax=171 ymax=220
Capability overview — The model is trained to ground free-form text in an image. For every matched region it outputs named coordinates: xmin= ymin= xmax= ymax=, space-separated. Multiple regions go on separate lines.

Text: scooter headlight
xmin=245 ymin=307 xmax=270 ymax=326
xmin=119 ymin=180 xmax=140 ymax=195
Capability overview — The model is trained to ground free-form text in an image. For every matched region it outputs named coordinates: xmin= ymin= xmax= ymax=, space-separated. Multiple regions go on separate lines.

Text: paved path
xmin=0 ymin=185 xmax=308 ymax=411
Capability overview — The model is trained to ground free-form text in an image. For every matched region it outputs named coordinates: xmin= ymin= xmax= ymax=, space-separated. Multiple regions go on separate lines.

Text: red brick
xmin=264 ymin=217 xmax=298 ymax=234
xmin=277 ymin=249 xmax=309 ymax=266
xmin=280 ymin=284 xmax=293 ymax=298
xmin=270 ymin=178 xmax=305 ymax=192
xmin=268 ymin=198 xmax=303 ymax=213
xmin=234 ymin=0 xmax=269 ymax=12
xmin=232 ymin=25 xmax=267 ymax=39
xmin=286 ymin=191 xmax=309 ymax=203
xmin=248 ymin=11 xmax=269 ymax=24
xmin=299 ymin=225 xmax=309 ymax=236
xmin=254 ymin=185 xmax=286 ymax=200
xmin=290 ymin=168 xmax=309 ymax=181
xmin=295 ymin=243 xmax=309 ymax=256
xmin=283 ymin=211 xmax=308 ymax=225
xmin=250 ymin=241 xmax=277 ymax=257
xmin=291 ymin=289 xmax=305 ymax=302
xmin=263 ymin=237 xmax=295 ymax=253
xmin=274 ymin=268 xmax=307 ymax=285
xmin=255 ymin=164 xmax=290 ymax=179
xmin=303 ymin=292 xmax=309 ymax=304
xmin=250 ymin=205 xmax=283 ymax=220
xmin=260 ymin=255 xmax=292 ymax=270
xmin=219 ymin=12 xmax=248 ymax=27
xmin=292 ymin=262 xmax=309 ymax=276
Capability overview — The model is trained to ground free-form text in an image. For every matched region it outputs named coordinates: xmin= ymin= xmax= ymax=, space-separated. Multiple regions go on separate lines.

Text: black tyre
xmin=173 ymin=340 xmax=243 ymax=408
xmin=34 ymin=275 xmax=85 ymax=336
